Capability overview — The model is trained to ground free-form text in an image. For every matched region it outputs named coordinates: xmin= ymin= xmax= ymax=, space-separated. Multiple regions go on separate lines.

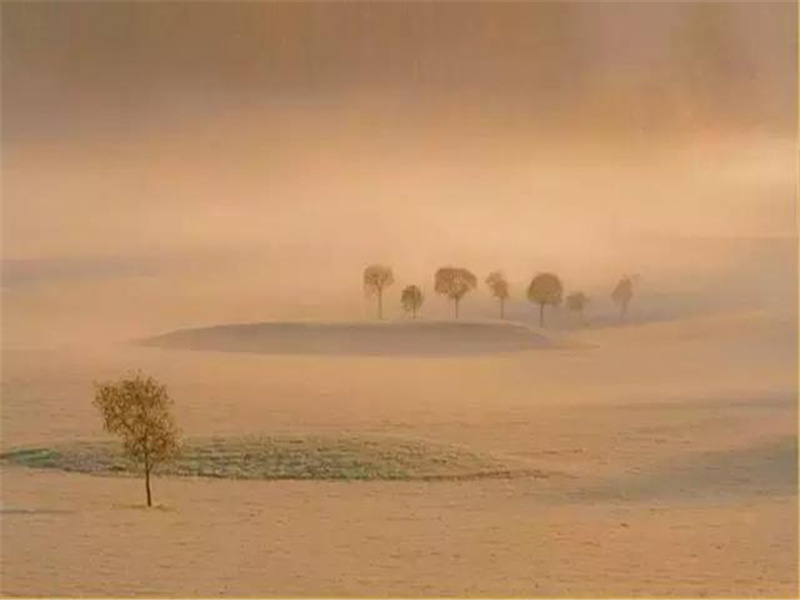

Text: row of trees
xmin=364 ymin=265 xmax=636 ymax=326
xmin=92 ymin=273 xmax=635 ymax=507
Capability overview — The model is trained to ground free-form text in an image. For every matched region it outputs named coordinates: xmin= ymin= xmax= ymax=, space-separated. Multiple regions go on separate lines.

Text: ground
xmin=1 ymin=311 xmax=797 ymax=597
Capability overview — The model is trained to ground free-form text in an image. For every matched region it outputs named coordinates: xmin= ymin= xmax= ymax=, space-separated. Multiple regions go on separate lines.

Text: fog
xmin=2 ymin=7 xmax=799 ymax=596
xmin=2 ymin=1 xmax=797 ymax=347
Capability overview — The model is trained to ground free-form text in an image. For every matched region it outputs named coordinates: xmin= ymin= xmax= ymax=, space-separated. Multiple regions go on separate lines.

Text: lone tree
xmin=611 ymin=275 xmax=635 ymax=321
xmin=93 ymin=373 xmax=180 ymax=507
xmin=485 ymin=271 xmax=510 ymax=319
xmin=565 ymin=291 xmax=589 ymax=323
xmin=363 ymin=265 xmax=394 ymax=319
xmin=527 ymin=273 xmax=563 ymax=327
xmin=434 ymin=267 xmax=477 ymax=319
xmin=400 ymin=285 xmax=424 ymax=319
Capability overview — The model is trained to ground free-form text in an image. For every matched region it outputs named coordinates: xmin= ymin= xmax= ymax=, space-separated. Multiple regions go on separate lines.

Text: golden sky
xmin=1 ymin=1 xmax=797 ymax=344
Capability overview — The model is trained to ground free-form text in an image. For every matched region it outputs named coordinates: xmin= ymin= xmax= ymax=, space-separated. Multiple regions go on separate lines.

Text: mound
xmin=0 ymin=435 xmax=550 ymax=482
xmin=568 ymin=435 xmax=798 ymax=503
xmin=141 ymin=320 xmax=554 ymax=356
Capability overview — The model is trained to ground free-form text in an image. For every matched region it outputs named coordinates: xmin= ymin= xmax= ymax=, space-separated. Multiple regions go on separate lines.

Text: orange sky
xmin=1 ymin=1 xmax=797 ymax=345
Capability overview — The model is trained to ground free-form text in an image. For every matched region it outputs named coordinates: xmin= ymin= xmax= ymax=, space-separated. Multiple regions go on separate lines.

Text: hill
xmin=141 ymin=320 xmax=556 ymax=356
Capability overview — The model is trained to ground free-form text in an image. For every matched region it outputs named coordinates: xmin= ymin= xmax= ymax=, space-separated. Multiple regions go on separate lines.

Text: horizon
xmin=2 ymin=1 xmax=798 ymax=346
xmin=1 ymin=3 xmax=798 ymax=598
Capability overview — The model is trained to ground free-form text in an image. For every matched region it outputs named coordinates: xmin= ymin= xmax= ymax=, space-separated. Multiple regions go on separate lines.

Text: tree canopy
xmin=611 ymin=275 xmax=635 ymax=320
xmin=485 ymin=271 xmax=510 ymax=319
xmin=566 ymin=291 xmax=588 ymax=312
xmin=363 ymin=265 xmax=395 ymax=319
xmin=434 ymin=267 xmax=477 ymax=318
xmin=93 ymin=373 xmax=180 ymax=507
xmin=527 ymin=273 xmax=563 ymax=327
xmin=400 ymin=285 xmax=424 ymax=318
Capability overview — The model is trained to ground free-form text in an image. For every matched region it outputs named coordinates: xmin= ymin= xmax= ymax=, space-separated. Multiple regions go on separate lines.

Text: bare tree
xmin=93 ymin=373 xmax=180 ymax=507
xmin=434 ymin=267 xmax=477 ymax=319
xmin=363 ymin=265 xmax=395 ymax=319
xmin=400 ymin=285 xmax=424 ymax=319
xmin=485 ymin=271 xmax=510 ymax=319
xmin=611 ymin=276 xmax=635 ymax=321
xmin=565 ymin=291 xmax=588 ymax=323
xmin=527 ymin=273 xmax=563 ymax=327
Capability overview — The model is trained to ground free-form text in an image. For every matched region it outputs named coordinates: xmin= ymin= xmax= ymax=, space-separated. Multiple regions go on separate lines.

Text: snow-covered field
xmin=1 ymin=311 xmax=796 ymax=597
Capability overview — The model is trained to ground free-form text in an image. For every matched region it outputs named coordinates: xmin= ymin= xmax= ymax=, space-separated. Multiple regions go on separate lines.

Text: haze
xmin=2 ymin=2 xmax=797 ymax=344
xmin=2 ymin=3 xmax=799 ymax=598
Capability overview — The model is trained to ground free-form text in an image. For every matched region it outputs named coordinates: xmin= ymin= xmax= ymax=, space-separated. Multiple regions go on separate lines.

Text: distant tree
xmin=485 ymin=271 xmax=510 ymax=319
xmin=434 ymin=267 xmax=477 ymax=319
xmin=400 ymin=285 xmax=424 ymax=319
xmin=93 ymin=373 xmax=180 ymax=507
xmin=363 ymin=265 xmax=395 ymax=319
xmin=611 ymin=276 xmax=635 ymax=321
xmin=527 ymin=273 xmax=563 ymax=327
xmin=565 ymin=291 xmax=589 ymax=323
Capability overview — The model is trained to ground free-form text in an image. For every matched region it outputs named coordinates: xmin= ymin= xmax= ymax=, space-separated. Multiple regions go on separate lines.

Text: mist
xmin=2 ymin=5 xmax=799 ymax=597
xmin=2 ymin=1 xmax=797 ymax=347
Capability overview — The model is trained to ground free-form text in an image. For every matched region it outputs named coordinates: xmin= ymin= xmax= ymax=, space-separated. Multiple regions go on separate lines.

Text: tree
xmin=400 ymin=285 xmax=424 ymax=319
xmin=565 ymin=291 xmax=588 ymax=323
xmin=611 ymin=276 xmax=635 ymax=321
xmin=485 ymin=271 xmax=510 ymax=319
xmin=93 ymin=373 xmax=180 ymax=507
xmin=363 ymin=265 xmax=394 ymax=319
xmin=434 ymin=267 xmax=477 ymax=319
xmin=527 ymin=273 xmax=563 ymax=327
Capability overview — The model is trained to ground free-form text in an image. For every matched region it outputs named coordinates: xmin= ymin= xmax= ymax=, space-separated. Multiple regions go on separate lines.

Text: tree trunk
xmin=145 ymin=467 xmax=152 ymax=507
xmin=500 ymin=298 xmax=505 ymax=320
xmin=377 ymin=289 xmax=383 ymax=320
xmin=539 ymin=302 xmax=545 ymax=327
xmin=620 ymin=301 xmax=628 ymax=322
xmin=454 ymin=298 xmax=460 ymax=319
xmin=413 ymin=306 xmax=417 ymax=319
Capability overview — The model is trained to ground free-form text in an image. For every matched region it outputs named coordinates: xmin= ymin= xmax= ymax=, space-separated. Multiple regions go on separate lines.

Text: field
xmin=1 ymin=311 xmax=797 ymax=597
xmin=4 ymin=2 xmax=797 ymax=596
xmin=1 ymin=435 xmax=547 ymax=482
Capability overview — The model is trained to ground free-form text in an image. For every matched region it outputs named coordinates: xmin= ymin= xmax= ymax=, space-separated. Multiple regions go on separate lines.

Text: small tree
xmin=363 ymin=265 xmax=395 ymax=319
xmin=565 ymin=291 xmax=588 ymax=323
xmin=611 ymin=276 xmax=635 ymax=321
xmin=527 ymin=273 xmax=563 ymax=327
xmin=434 ymin=267 xmax=477 ymax=319
xmin=93 ymin=373 xmax=180 ymax=507
xmin=400 ymin=285 xmax=424 ymax=318
xmin=485 ymin=271 xmax=510 ymax=319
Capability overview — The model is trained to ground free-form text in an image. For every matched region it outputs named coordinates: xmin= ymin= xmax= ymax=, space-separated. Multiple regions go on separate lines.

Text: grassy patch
xmin=1 ymin=435 xmax=541 ymax=482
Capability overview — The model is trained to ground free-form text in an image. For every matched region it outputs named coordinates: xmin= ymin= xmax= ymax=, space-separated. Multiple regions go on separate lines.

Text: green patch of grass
xmin=0 ymin=447 xmax=62 ymax=469
xmin=1 ymin=435 xmax=540 ymax=482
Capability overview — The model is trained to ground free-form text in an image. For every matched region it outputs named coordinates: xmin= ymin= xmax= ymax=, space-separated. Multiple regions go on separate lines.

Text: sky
xmin=1 ymin=1 xmax=798 ymax=345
